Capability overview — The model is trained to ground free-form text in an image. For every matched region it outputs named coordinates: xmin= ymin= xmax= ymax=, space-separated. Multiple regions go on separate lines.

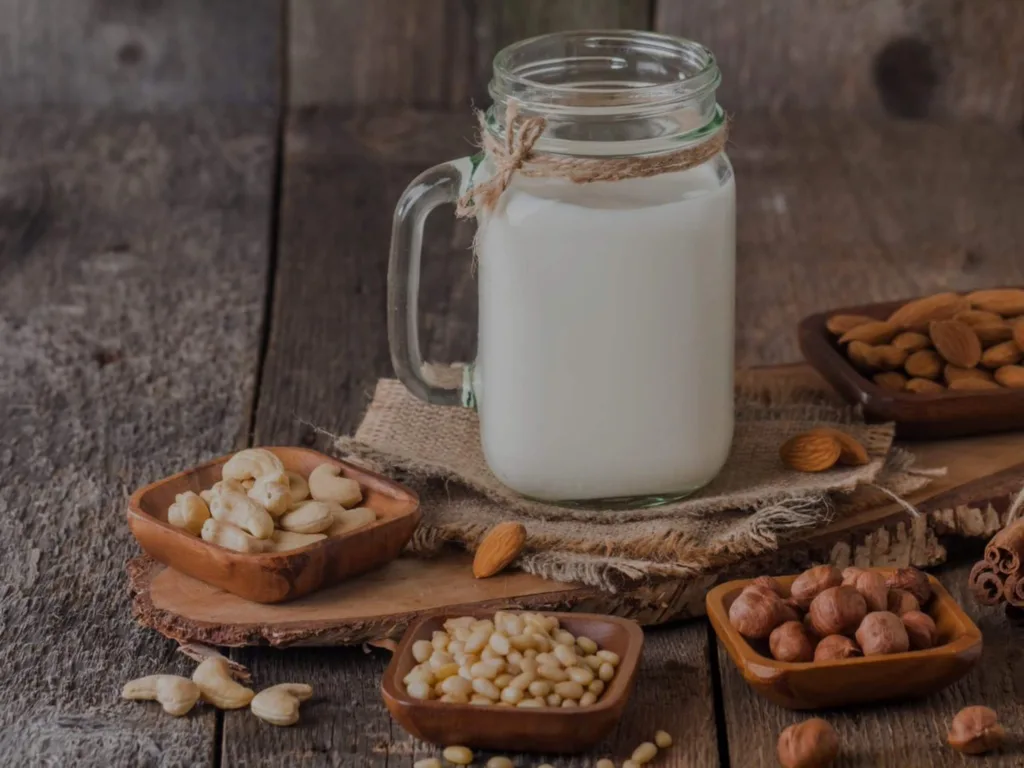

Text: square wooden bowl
xmin=706 ymin=569 xmax=983 ymax=710
xmin=798 ymin=297 xmax=1024 ymax=438
xmin=127 ymin=447 xmax=420 ymax=604
xmin=381 ymin=611 xmax=644 ymax=753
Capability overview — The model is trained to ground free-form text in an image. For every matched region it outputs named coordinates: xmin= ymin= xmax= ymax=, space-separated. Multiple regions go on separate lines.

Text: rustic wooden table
xmin=3 ymin=104 xmax=1024 ymax=767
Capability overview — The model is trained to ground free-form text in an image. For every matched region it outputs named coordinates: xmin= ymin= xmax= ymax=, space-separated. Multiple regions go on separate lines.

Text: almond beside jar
xmin=400 ymin=612 xmax=619 ymax=708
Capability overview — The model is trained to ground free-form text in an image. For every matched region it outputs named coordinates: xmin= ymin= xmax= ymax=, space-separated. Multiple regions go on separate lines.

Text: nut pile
xmin=729 ymin=566 xmax=939 ymax=662
xmin=826 ymin=289 xmax=1024 ymax=392
xmin=167 ymin=448 xmax=376 ymax=553
xmin=401 ymin=612 xmax=620 ymax=708
xmin=122 ymin=656 xmax=312 ymax=726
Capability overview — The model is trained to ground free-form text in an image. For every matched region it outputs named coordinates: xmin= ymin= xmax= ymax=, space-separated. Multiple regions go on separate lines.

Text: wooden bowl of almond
xmin=799 ymin=288 xmax=1024 ymax=438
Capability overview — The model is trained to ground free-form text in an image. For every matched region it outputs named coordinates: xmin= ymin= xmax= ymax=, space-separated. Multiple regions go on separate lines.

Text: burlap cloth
xmin=337 ymin=368 xmax=936 ymax=592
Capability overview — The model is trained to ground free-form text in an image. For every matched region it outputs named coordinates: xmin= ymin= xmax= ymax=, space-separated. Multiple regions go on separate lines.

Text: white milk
xmin=474 ymin=161 xmax=736 ymax=502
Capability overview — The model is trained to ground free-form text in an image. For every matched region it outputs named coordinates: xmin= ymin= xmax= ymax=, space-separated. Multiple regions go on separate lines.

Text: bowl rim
xmin=706 ymin=568 xmax=983 ymax=671
xmin=381 ymin=609 xmax=644 ymax=716
xmin=126 ymin=445 xmax=420 ymax=561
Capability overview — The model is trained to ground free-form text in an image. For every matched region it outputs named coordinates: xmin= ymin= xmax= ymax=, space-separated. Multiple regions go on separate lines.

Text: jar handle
xmin=388 ymin=156 xmax=476 ymax=407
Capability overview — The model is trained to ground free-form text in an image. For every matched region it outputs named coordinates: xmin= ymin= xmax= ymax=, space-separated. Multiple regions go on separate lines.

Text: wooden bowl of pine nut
xmin=381 ymin=610 xmax=644 ymax=753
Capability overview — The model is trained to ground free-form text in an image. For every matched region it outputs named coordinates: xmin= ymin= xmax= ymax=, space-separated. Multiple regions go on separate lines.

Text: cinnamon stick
xmin=1005 ymin=572 xmax=1024 ymax=608
xmin=969 ymin=560 xmax=1007 ymax=606
xmin=984 ymin=518 xmax=1024 ymax=575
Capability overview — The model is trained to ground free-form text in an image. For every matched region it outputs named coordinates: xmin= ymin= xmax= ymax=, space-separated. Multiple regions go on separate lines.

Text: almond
xmin=981 ymin=341 xmax=1022 ymax=369
xmin=873 ymin=345 xmax=908 ymax=370
xmin=967 ymin=289 xmax=1024 ymax=317
xmin=1014 ymin=320 xmax=1024 ymax=351
xmin=891 ymin=332 xmax=931 ymax=352
xmin=906 ymin=378 xmax=945 ymax=394
xmin=779 ymin=433 xmax=842 ymax=473
xmin=847 ymin=341 xmax=876 ymax=370
xmin=929 ymin=320 xmax=982 ymax=368
xmin=995 ymin=365 xmax=1024 ymax=389
xmin=887 ymin=292 xmax=969 ymax=331
xmin=955 ymin=309 xmax=1002 ymax=326
xmin=873 ymin=372 xmax=907 ymax=392
xmin=839 ymin=321 xmax=899 ymax=346
xmin=904 ymin=349 xmax=942 ymax=379
xmin=949 ymin=377 xmax=1001 ymax=392
xmin=826 ymin=314 xmax=876 ymax=336
xmin=973 ymin=322 xmax=1013 ymax=345
xmin=472 ymin=522 xmax=527 ymax=579
xmin=944 ymin=365 xmax=993 ymax=385
xmin=810 ymin=428 xmax=870 ymax=466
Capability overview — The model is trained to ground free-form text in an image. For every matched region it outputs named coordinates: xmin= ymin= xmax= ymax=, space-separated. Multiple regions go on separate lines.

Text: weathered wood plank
xmin=288 ymin=0 xmax=652 ymax=107
xmin=0 ymin=0 xmax=280 ymax=107
xmin=717 ymin=557 xmax=1024 ymax=767
xmin=656 ymin=0 xmax=1024 ymax=125
xmin=227 ymin=105 xmax=719 ymax=767
xmin=0 ymin=108 xmax=275 ymax=765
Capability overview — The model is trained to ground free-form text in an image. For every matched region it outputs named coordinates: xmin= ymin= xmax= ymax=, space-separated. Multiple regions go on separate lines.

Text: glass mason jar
xmin=389 ymin=30 xmax=735 ymax=505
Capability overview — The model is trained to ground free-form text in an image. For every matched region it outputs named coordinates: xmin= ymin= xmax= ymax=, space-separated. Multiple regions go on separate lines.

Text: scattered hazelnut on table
xmin=813 ymin=635 xmax=860 ymax=662
xmin=855 ymin=611 xmax=910 ymax=656
xmin=947 ymin=706 xmax=1005 ymax=755
xmin=777 ymin=718 xmax=839 ymax=768
xmin=885 ymin=567 xmax=932 ymax=606
xmin=790 ymin=565 xmax=842 ymax=610
xmin=769 ymin=621 xmax=815 ymax=663
xmin=901 ymin=610 xmax=937 ymax=650
xmin=809 ymin=586 xmax=867 ymax=637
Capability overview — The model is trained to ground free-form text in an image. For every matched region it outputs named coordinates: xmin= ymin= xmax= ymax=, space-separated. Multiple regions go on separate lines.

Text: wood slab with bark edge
xmin=129 ymin=416 xmax=1024 ymax=647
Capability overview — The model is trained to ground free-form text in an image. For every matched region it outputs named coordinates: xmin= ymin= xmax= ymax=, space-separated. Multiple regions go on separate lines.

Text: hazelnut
xmin=790 ymin=566 xmax=843 ymax=609
xmin=813 ymin=635 xmax=860 ymax=662
xmin=729 ymin=588 xmax=784 ymax=639
xmin=802 ymin=612 xmax=823 ymax=642
xmin=887 ymin=589 xmax=920 ymax=616
xmin=901 ymin=610 xmax=937 ymax=650
xmin=777 ymin=718 xmax=839 ymax=768
xmin=809 ymin=586 xmax=867 ymax=637
xmin=779 ymin=598 xmax=802 ymax=624
xmin=751 ymin=575 xmax=783 ymax=595
xmin=947 ymin=706 xmax=1004 ymax=754
xmin=885 ymin=567 xmax=932 ymax=606
xmin=769 ymin=621 xmax=815 ymax=663
xmin=855 ymin=611 xmax=909 ymax=656
xmin=743 ymin=583 xmax=782 ymax=601
xmin=840 ymin=566 xmax=865 ymax=586
xmin=853 ymin=570 xmax=889 ymax=612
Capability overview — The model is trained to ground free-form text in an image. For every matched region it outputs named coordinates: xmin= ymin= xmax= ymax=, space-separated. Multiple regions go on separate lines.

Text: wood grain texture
xmin=717 ymin=558 xmax=1024 ymax=767
xmin=656 ymin=0 xmax=1024 ymax=125
xmin=0 ymin=0 xmax=280 ymax=107
xmin=0 ymin=109 xmax=275 ymax=764
xmin=288 ymin=0 xmax=652 ymax=107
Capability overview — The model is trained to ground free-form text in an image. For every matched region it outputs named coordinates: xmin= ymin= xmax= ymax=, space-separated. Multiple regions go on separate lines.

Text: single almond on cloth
xmin=955 ymin=309 xmax=1002 ymax=326
xmin=981 ymin=341 xmax=1022 ymax=369
xmin=906 ymin=377 xmax=945 ymax=394
xmin=473 ymin=522 xmax=527 ymax=578
xmin=995 ymin=365 xmax=1024 ymax=389
xmin=887 ymin=292 xmax=968 ymax=331
xmin=967 ymin=288 xmax=1024 ymax=316
xmin=929 ymin=320 xmax=982 ymax=368
xmin=891 ymin=331 xmax=931 ymax=352
xmin=809 ymin=428 xmax=869 ymax=466
xmin=826 ymin=314 xmax=875 ymax=335
xmin=780 ymin=432 xmax=842 ymax=472
xmin=973 ymin=322 xmax=1013 ymax=345
xmin=944 ymin=365 xmax=993 ymax=385
xmin=839 ymin=321 xmax=899 ymax=346
xmin=904 ymin=349 xmax=942 ymax=379
xmin=949 ymin=377 xmax=1001 ymax=392
xmin=873 ymin=371 xmax=906 ymax=391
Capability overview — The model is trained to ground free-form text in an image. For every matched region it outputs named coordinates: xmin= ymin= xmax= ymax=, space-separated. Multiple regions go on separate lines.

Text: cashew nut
xmin=277 ymin=500 xmax=334 ymax=534
xmin=167 ymin=491 xmax=211 ymax=536
xmin=327 ymin=506 xmax=376 ymax=537
xmin=192 ymin=657 xmax=254 ymax=710
xmin=285 ymin=470 xmax=310 ymax=504
xmin=207 ymin=479 xmax=274 ymax=539
xmin=122 ymin=675 xmax=201 ymax=717
xmin=223 ymin=448 xmax=285 ymax=483
xmin=201 ymin=519 xmax=267 ymax=554
xmin=308 ymin=463 xmax=362 ymax=508
xmin=247 ymin=470 xmax=291 ymax=515
xmin=267 ymin=529 xmax=327 ymax=552
xmin=250 ymin=683 xmax=313 ymax=726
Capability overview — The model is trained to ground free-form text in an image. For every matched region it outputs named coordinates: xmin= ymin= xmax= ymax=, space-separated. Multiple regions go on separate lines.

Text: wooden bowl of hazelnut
xmin=705 ymin=566 xmax=983 ymax=709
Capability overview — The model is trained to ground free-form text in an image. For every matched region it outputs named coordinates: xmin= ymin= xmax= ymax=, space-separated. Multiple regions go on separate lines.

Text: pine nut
xmin=632 ymin=742 xmax=658 ymax=764
xmin=442 ymin=745 xmax=473 ymax=765
xmin=561 ymin=698 xmax=578 ymax=708
xmin=428 ymin=651 xmax=454 ymax=670
xmin=577 ymin=636 xmax=598 ymax=655
xmin=527 ymin=680 xmax=551 ymax=697
xmin=431 ymin=630 xmax=448 ymax=650
xmin=546 ymin=693 xmax=562 ymax=706
xmin=537 ymin=665 xmax=569 ymax=682
xmin=655 ymin=730 xmax=673 ymax=748
xmin=440 ymin=676 xmax=472 ymax=697
xmin=406 ymin=680 xmax=432 ymax=700
xmin=598 ymin=662 xmax=615 ymax=682
xmin=567 ymin=666 xmax=594 ymax=685
xmin=579 ymin=692 xmax=597 ymax=706
xmin=413 ymin=759 xmax=442 ymax=768
xmin=554 ymin=629 xmax=576 ymax=646
xmin=553 ymin=644 xmax=578 ymax=668
xmin=516 ymin=698 xmax=544 ymax=708
xmin=412 ymin=640 xmax=433 ymax=663
xmin=439 ymin=692 xmax=468 ymax=704
xmin=465 ymin=629 xmax=490 ymax=654
xmin=588 ymin=679 xmax=605 ymax=696
xmin=597 ymin=650 xmax=621 ymax=666
xmin=597 ymin=760 xmax=615 ymax=768
xmin=500 ymin=686 xmax=523 ymax=704
xmin=583 ymin=654 xmax=603 ymax=671
xmin=434 ymin=663 xmax=459 ymax=681
xmin=471 ymin=678 xmax=500 ymax=700
xmin=554 ymin=681 xmax=584 ymax=700
xmin=486 ymin=758 xmax=513 ymax=768
xmin=489 ymin=632 xmax=511 ymax=656
xmin=494 ymin=673 xmax=513 ymax=689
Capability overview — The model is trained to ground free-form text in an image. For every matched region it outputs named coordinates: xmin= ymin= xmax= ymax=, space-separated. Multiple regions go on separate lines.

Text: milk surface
xmin=475 ymin=161 xmax=736 ymax=501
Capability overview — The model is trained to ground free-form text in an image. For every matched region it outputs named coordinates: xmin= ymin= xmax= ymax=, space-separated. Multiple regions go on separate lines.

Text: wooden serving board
xmin=129 ymin=367 xmax=1024 ymax=648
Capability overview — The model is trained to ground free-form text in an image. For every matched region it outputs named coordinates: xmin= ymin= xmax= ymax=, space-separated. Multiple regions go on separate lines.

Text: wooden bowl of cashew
xmin=127 ymin=446 xmax=421 ymax=603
